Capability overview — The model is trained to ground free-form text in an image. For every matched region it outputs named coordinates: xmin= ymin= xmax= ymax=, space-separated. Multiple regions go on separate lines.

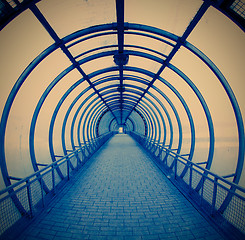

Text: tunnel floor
xmin=18 ymin=134 xmax=225 ymax=240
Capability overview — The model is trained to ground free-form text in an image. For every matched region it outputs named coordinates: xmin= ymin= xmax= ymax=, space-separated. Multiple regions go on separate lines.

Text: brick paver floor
xmin=18 ymin=134 xmax=225 ymax=240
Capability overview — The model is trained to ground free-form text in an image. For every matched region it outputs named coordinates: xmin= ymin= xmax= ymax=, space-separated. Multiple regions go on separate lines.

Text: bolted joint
xmin=117 ymin=86 xmax=125 ymax=92
xmin=113 ymin=53 xmax=129 ymax=66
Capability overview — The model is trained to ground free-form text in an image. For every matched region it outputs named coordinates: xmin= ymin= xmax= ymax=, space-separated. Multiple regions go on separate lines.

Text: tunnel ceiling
xmin=0 ymin=0 xmax=245 ymax=190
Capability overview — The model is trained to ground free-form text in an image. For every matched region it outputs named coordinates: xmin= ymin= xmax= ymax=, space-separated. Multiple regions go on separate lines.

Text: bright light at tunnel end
xmin=118 ymin=126 xmax=124 ymax=133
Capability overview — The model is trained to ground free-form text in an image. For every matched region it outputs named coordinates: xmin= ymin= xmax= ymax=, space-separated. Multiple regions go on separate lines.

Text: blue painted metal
xmin=31 ymin=5 xmax=118 ymax=129
xmin=77 ymin=99 xmax=105 ymax=153
xmin=91 ymin=73 xmax=182 ymax=152
xmin=116 ymin=0 xmax=125 ymax=53
xmin=168 ymin=63 xmax=214 ymax=176
xmin=91 ymin=109 xmax=111 ymax=142
xmin=123 ymin=0 xmax=210 ymax=121
xmin=0 ymin=7 xmax=243 ymax=225
xmin=95 ymin=109 xmax=110 ymax=137
xmin=0 ymin=44 xmax=58 ymax=213
xmin=79 ymin=65 xmax=193 ymax=161
xmin=111 ymin=102 xmax=152 ymax=139
xmin=67 ymin=31 xmax=117 ymax=49
xmin=71 ymin=51 xmax=192 ymax=160
xmin=127 ymin=117 xmax=135 ymax=132
xmin=184 ymin=41 xmax=245 ymax=212
xmin=83 ymin=101 xmax=107 ymax=149
xmin=95 ymin=87 xmax=151 ymax=137
xmin=108 ymin=118 xmax=117 ymax=132
xmin=62 ymin=91 xmax=97 ymax=158
xmin=30 ymin=66 xmax=75 ymax=179
xmin=0 ymin=43 xmax=58 ymax=188
xmin=119 ymin=66 xmax=195 ymax=162
xmin=104 ymin=93 xmax=162 ymax=145
xmin=130 ymin=130 xmax=245 ymax=236
xmin=72 ymin=98 xmax=102 ymax=159
xmin=49 ymin=78 xmax=89 ymax=168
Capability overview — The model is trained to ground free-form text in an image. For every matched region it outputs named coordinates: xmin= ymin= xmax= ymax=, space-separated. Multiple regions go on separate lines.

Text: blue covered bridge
xmin=0 ymin=0 xmax=244 ymax=239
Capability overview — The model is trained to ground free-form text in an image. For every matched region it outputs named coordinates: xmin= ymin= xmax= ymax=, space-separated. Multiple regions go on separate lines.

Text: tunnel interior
xmin=0 ymin=0 xmax=245 ymax=238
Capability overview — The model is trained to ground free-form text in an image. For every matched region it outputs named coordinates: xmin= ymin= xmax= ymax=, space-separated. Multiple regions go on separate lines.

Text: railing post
xmin=174 ymin=157 xmax=177 ymax=179
xmin=76 ymin=152 xmax=79 ymax=170
xmin=200 ymin=173 xmax=205 ymax=207
xmin=26 ymin=180 xmax=33 ymax=218
xmin=212 ymin=177 xmax=218 ymax=215
xmin=52 ymin=165 xmax=55 ymax=194
xmin=67 ymin=157 xmax=70 ymax=181
xmin=189 ymin=162 xmax=193 ymax=192
xmin=40 ymin=178 xmax=45 ymax=208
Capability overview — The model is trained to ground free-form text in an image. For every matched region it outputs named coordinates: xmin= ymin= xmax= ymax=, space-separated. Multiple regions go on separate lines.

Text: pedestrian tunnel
xmin=0 ymin=0 xmax=244 ymax=239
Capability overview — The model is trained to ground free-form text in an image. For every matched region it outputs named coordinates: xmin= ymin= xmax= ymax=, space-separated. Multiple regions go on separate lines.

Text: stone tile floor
xmin=18 ymin=134 xmax=225 ymax=240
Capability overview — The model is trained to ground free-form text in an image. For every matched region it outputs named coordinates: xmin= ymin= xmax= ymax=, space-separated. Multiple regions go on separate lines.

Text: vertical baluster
xmin=40 ymin=177 xmax=45 ymax=208
xmin=174 ymin=157 xmax=177 ymax=179
xmin=26 ymin=180 xmax=33 ymax=218
xmin=200 ymin=174 xmax=205 ymax=207
xmin=67 ymin=157 xmax=70 ymax=181
xmin=212 ymin=177 xmax=218 ymax=215
xmin=52 ymin=165 xmax=55 ymax=194
xmin=189 ymin=162 xmax=193 ymax=193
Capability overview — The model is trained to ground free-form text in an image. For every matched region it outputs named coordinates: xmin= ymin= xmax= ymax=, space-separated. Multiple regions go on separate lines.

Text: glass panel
xmin=130 ymin=111 xmax=145 ymax=134
xmin=81 ymin=55 xmax=116 ymax=75
xmin=169 ymin=46 xmax=240 ymax=177
xmin=0 ymin=9 xmax=54 ymax=117
xmin=50 ymin=74 xmax=91 ymax=155
xmin=91 ymin=71 xmax=118 ymax=83
xmin=4 ymin=49 xmax=71 ymax=177
xmin=125 ymin=86 xmax=144 ymax=95
xmin=69 ymin=34 xmax=118 ymax=61
xmin=123 ymin=70 xmax=153 ymax=82
xmin=124 ymin=80 xmax=148 ymax=91
xmin=187 ymin=6 xmax=245 ymax=126
xmin=148 ymin=84 xmax=183 ymax=147
xmin=125 ymin=33 xmax=173 ymax=58
xmin=99 ymin=111 xmax=115 ymax=135
xmin=125 ymin=0 xmax=202 ymax=36
xmin=145 ymin=91 xmax=172 ymax=144
xmin=37 ymin=0 xmax=116 ymax=38
xmin=127 ymin=55 xmax=162 ymax=75
xmin=103 ymin=91 xmax=120 ymax=98
xmin=125 ymin=44 xmax=167 ymax=60
xmin=122 ymin=92 xmax=141 ymax=100
xmin=99 ymin=85 xmax=118 ymax=95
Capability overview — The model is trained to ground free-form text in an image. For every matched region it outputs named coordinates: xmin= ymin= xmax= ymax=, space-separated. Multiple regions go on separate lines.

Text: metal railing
xmin=130 ymin=131 xmax=245 ymax=237
xmin=0 ymin=132 xmax=114 ymax=239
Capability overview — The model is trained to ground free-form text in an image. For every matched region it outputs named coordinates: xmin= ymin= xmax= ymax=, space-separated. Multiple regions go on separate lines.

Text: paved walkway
xmin=18 ymin=134 xmax=225 ymax=240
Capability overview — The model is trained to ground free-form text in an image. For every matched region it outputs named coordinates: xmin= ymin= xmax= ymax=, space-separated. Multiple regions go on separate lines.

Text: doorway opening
xmin=118 ymin=127 xmax=124 ymax=134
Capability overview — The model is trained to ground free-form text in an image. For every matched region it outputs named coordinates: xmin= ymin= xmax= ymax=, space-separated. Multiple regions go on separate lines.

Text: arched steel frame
xmin=0 ymin=1 xmax=244 ymax=219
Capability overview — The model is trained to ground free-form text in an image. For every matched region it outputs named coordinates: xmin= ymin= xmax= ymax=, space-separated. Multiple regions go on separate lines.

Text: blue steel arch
xmin=0 ymin=2 xmax=244 ymax=222
xmin=127 ymin=117 xmax=135 ymax=132
xmin=104 ymin=91 xmax=168 ymax=143
xmin=98 ymin=89 xmax=153 ymax=138
xmin=40 ymin=51 xmax=197 ymax=178
xmin=88 ymin=73 xmax=186 ymax=150
xmin=107 ymin=101 xmax=152 ymax=139
xmin=96 ymin=109 xmax=110 ymax=137
xmin=103 ymin=94 xmax=161 ymax=145
xmin=74 ymin=50 xmax=207 ymax=168
xmin=106 ymin=89 xmax=164 ymax=144
xmin=85 ymin=66 xmax=199 ymax=168
xmin=92 ymin=74 xmax=185 ymax=155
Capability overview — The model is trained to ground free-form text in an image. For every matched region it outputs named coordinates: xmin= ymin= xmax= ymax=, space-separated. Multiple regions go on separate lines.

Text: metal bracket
xmin=113 ymin=53 xmax=129 ymax=65
xmin=8 ymin=176 xmax=22 ymax=181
